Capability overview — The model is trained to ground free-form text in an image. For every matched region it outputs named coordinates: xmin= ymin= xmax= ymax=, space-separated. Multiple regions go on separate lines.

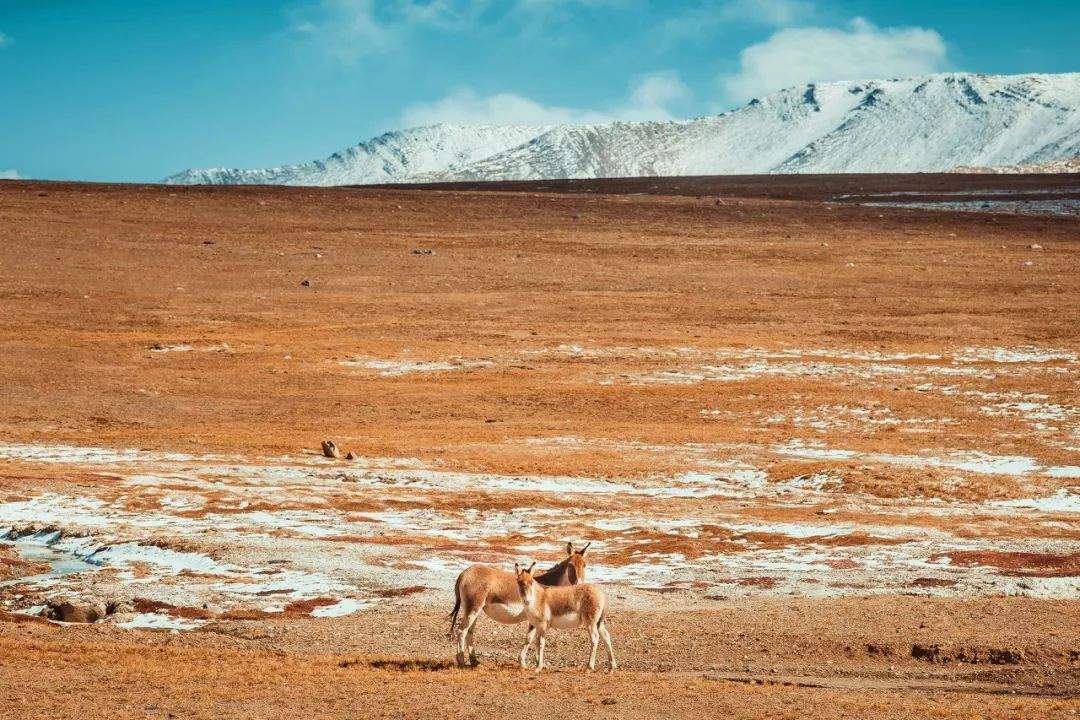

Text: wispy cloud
xmin=615 ymin=70 xmax=691 ymax=121
xmin=401 ymin=89 xmax=610 ymax=127
xmin=400 ymin=71 xmax=691 ymax=127
xmin=292 ymin=0 xmax=398 ymax=62
xmin=662 ymin=0 xmax=814 ymax=40
xmin=721 ymin=17 xmax=949 ymax=102
xmin=0 ymin=30 xmax=11 ymax=48
xmin=293 ymin=0 xmax=630 ymax=61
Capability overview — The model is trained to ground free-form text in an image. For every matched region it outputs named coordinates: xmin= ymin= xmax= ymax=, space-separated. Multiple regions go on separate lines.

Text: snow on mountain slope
xmin=165 ymin=124 xmax=548 ymax=186
xmin=164 ymin=73 xmax=1080 ymax=185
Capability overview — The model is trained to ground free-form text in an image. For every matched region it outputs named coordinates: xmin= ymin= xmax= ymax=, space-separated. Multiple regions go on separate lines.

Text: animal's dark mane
xmin=534 ymin=554 xmax=582 ymax=586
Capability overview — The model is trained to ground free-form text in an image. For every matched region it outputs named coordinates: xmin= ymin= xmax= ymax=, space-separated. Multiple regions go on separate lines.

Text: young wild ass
xmin=514 ymin=561 xmax=616 ymax=673
xmin=449 ymin=542 xmax=589 ymax=667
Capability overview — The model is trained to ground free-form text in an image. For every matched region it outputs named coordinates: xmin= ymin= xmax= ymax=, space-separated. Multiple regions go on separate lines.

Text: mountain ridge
xmin=165 ymin=72 xmax=1080 ymax=185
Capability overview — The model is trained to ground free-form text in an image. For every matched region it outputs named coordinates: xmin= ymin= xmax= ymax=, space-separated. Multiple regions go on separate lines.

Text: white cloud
xmin=616 ymin=71 xmax=691 ymax=121
xmin=0 ymin=170 xmax=20 ymax=180
xmin=401 ymin=89 xmax=611 ymax=127
xmin=294 ymin=0 xmax=489 ymax=61
xmin=662 ymin=0 xmax=814 ymax=40
xmin=400 ymin=71 xmax=690 ymax=127
xmin=721 ymin=18 xmax=948 ymax=102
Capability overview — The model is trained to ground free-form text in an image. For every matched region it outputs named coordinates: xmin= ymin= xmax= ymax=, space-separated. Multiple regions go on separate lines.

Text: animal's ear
xmin=514 ymin=562 xmax=521 ymax=575
xmin=528 ymin=561 xmax=536 ymax=574
xmin=566 ymin=541 xmax=574 ymax=556
xmin=580 ymin=542 xmax=591 ymax=555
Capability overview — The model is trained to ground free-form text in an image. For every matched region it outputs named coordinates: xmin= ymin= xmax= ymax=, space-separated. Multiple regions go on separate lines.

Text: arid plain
xmin=0 ymin=177 xmax=1077 ymax=719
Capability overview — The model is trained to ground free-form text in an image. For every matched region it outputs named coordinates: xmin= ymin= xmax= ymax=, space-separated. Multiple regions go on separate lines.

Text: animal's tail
xmin=446 ymin=571 xmax=463 ymax=639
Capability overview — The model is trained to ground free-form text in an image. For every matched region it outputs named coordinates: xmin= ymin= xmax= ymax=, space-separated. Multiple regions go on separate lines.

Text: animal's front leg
xmin=519 ymin=625 xmax=537 ymax=669
xmin=536 ymin=632 xmax=546 ymax=672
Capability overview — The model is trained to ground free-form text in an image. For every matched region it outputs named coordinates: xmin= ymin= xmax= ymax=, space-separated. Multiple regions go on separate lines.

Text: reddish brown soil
xmin=0 ymin=180 xmax=1077 ymax=478
xmin=2 ymin=598 xmax=1079 ymax=719
xmin=0 ymin=177 xmax=1077 ymax=718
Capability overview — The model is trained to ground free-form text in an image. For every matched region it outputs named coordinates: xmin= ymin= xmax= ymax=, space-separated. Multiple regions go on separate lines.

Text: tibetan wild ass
xmin=514 ymin=561 xmax=616 ymax=673
xmin=449 ymin=542 xmax=589 ymax=667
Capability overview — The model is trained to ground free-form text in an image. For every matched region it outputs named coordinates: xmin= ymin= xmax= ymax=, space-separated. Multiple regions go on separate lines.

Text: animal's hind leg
xmin=456 ymin=604 xmax=481 ymax=668
xmin=519 ymin=625 xmax=537 ymax=669
xmin=466 ymin=618 xmax=481 ymax=666
xmin=599 ymin=621 xmax=617 ymax=671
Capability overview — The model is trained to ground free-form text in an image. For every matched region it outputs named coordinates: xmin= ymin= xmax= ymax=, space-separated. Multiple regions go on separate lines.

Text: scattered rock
xmin=300 ymin=279 xmax=312 ymax=287
xmin=412 ymin=248 xmax=434 ymax=255
xmin=321 ymin=440 xmax=341 ymax=459
xmin=1029 ymin=244 xmax=1043 ymax=250
xmin=345 ymin=450 xmax=358 ymax=460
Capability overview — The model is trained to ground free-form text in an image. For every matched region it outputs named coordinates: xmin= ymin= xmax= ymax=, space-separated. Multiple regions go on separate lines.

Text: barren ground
xmin=0 ymin=176 xmax=1077 ymax=718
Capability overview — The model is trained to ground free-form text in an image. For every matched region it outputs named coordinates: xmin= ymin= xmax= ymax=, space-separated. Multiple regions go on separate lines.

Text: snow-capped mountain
xmin=165 ymin=73 xmax=1080 ymax=185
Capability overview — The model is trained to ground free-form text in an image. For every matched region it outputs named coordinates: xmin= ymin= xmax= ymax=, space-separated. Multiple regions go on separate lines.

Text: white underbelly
xmin=550 ymin=612 xmax=582 ymax=630
xmin=483 ymin=602 xmax=525 ymax=624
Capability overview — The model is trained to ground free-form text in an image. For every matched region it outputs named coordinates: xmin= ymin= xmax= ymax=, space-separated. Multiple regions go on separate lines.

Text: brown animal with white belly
xmin=514 ymin=560 xmax=616 ymax=673
xmin=448 ymin=542 xmax=589 ymax=667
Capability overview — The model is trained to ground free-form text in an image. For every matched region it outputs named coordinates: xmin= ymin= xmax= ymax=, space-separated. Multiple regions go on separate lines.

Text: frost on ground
xmin=339 ymin=356 xmax=493 ymax=376
xmin=0 ymin=430 xmax=1077 ymax=629
xmin=1 ymin=342 xmax=1077 ymax=629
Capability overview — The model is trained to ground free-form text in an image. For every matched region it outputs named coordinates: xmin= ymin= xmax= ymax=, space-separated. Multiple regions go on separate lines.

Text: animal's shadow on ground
xmin=340 ymin=658 xmax=457 ymax=672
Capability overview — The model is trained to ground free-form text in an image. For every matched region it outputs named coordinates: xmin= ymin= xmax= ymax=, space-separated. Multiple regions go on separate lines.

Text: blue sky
xmin=1 ymin=0 xmax=1077 ymax=182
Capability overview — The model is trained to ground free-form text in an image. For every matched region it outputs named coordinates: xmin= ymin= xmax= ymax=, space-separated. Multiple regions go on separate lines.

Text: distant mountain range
xmin=165 ymin=72 xmax=1080 ymax=185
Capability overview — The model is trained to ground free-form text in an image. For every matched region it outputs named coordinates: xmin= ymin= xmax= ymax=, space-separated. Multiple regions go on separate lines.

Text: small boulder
xmin=321 ymin=440 xmax=341 ymax=459
xmin=300 ymin=279 xmax=312 ymax=287
xmin=345 ymin=450 xmax=358 ymax=460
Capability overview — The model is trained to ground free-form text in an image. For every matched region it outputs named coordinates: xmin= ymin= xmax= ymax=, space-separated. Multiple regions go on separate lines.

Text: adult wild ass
xmin=514 ymin=561 xmax=616 ymax=673
xmin=449 ymin=542 xmax=589 ymax=667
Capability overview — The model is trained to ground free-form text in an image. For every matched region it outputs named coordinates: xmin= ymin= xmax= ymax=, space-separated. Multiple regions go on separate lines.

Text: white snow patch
xmin=340 ymin=356 xmax=493 ymax=376
xmin=954 ymin=347 xmax=1077 ymax=364
xmin=117 ymin=613 xmax=205 ymax=631
xmin=987 ymin=489 xmax=1080 ymax=513
xmin=311 ymin=597 xmax=367 ymax=617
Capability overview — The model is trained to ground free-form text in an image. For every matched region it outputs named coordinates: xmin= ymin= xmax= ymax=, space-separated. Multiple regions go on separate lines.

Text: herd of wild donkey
xmin=448 ymin=542 xmax=617 ymax=673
